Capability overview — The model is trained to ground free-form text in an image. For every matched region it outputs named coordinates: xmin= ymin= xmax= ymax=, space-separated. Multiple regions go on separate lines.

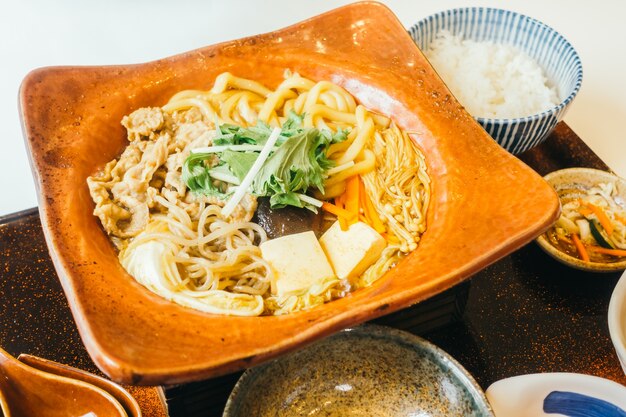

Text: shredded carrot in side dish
xmin=571 ymin=233 xmax=590 ymax=262
xmin=585 ymin=203 xmax=614 ymax=235
xmin=587 ymin=246 xmax=626 ymax=257
xmin=578 ymin=206 xmax=593 ymax=217
xmin=557 ymin=235 xmax=572 ymax=243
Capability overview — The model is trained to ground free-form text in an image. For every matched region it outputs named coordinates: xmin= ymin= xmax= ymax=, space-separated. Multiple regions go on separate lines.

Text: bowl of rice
xmin=409 ymin=8 xmax=583 ymax=155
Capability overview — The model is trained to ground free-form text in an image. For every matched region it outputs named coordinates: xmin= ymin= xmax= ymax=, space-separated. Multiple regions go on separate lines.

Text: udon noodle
xmin=87 ymin=70 xmax=430 ymax=316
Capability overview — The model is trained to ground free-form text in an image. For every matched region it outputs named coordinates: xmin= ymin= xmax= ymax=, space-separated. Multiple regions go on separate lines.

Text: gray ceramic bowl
xmin=223 ymin=324 xmax=494 ymax=416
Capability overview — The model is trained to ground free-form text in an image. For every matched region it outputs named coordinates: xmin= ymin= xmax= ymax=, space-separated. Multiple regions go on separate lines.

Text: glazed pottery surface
xmin=19 ymin=2 xmax=559 ymax=384
xmin=224 ymin=325 xmax=494 ymax=417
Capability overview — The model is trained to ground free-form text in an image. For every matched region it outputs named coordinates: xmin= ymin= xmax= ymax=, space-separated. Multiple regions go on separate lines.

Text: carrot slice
xmin=571 ymin=233 xmax=590 ymax=262
xmin=337 ymin=195 xmax=351 ymax=231
xmin=344 ymin=176 xmax=360 ymax=222
xmin=358 ymin=178 xmax=371 ymax=221
xmin=587 ymin=246 xmax=626 ymax=257
xmin=586 ymin=203 xmax=614 ymax=235
xmin=357 ymin=178 xmax=386 ymax=234
xmin=557 ymin=234 xmax=572 ymax=243
xmin=321 ymin=201 xmax=354 ymax=222
xmin=578 ymin=206 xmax=593 ymax=216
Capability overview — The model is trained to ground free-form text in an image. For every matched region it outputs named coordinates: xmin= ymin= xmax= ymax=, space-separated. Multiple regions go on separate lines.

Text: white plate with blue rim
xmin=486 ymin=373 xmax=626 ymax=417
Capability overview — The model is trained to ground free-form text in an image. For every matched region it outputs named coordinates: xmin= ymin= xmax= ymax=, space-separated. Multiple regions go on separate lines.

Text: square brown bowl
xmin=19 ymin=2 xmax=559 ymax=385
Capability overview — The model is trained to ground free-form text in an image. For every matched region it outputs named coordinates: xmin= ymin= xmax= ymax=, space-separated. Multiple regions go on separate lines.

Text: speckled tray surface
xmin=0 ymin=216 xmax=168 ymax=415
xmin=1 ymin=123 xmax=625 ymax=416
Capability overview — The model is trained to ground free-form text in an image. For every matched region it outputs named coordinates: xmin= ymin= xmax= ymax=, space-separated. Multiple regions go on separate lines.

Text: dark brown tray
xmin=1 ymin=122 xmax=625 ymax=417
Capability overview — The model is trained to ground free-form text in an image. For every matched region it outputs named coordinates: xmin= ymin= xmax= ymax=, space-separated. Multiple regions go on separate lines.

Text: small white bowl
xmin=486 ymin=373 xmax=626 ymax=417
xmin=609 ymin=269 xmax=626 ymax=375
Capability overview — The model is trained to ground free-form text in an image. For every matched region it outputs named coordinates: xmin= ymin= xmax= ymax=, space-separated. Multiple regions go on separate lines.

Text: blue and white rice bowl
xmin=409 ymin=8 xmax=583 ymax=155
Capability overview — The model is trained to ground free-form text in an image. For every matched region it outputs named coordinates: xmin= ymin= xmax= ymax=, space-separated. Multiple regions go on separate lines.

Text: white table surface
xmin=1 ymin=0 xmax=624 ymax=216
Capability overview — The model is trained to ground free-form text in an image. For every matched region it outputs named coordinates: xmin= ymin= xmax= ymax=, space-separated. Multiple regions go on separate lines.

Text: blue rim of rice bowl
xmin=410 ymin=7 xmax=583 ymax=124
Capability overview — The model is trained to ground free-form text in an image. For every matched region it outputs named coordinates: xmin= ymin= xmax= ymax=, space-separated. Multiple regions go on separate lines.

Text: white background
xmin=1 ymin=0 xmax=624 ymax=215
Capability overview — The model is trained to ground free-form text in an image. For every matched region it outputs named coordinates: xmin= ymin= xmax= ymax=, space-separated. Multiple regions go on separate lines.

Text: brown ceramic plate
xmin=19 ymin=2 xmax=559 ymax=385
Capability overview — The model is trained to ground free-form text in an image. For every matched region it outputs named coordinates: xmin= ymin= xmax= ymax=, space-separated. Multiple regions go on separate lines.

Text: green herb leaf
xmin=269 ymin=192 xmax=304 ymax=209
xmin=221 ymin=149 xmax=258 ymax=182
xmin=252 ymin=128 xmax=332 ymax=198
xmin=281 ymin=110 xmax=305 ymax=131
xmin=214 ymin=122 xmax=274 ymax=146
xmin=181 ymin=152 xmax=227 ymax=196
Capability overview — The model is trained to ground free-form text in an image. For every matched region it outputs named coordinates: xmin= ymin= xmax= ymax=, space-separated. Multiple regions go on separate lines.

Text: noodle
xmin=87 ymin=70 xmax=430 ymax=316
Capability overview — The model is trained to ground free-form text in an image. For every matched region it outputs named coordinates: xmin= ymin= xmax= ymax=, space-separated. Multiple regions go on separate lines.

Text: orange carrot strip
xmin=364 ymin=198 xmax=386 ymax=233
xmin=571 ymin=233 xmax=590 ymax=262
xmin=345 ymin=176 xmax=360 ymax=222
xmin=321 ymin=201 xmax=354 ymax=222
xmin=333 ymin=195 xmax=350 ymax=231
xmin=355 ymin=176 xmax=386 ymax=234
xmin=357 ymin=179 xmax=381 ymax=231
xmin=334 ymin=194 xmax=349 ymax=230
xmin=578 ymin=207 xmax=593 ymax=216
xmin=586 ymin=203 xmax=614 ymax=235
xmin=587 ymin=246 xmax=626 ymax=257
xmin=358 ymin=179 xmax=372 ymax=221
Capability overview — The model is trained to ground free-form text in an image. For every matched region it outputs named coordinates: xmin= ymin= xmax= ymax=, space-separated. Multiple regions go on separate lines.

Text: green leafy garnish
xmin=182 ymin=112 xmax=347 ymax=210
xmin=220 ymin=149 xmax=258 ymax=182
xmin=252 ymin=129 xmax=332 ymax=204
xmin=181 ymin=153 xmax=226 ymax=196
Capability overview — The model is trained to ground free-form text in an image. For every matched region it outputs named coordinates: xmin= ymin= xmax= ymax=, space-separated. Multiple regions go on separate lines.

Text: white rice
xmin=424 ymin=30 xmax=560 ymax=119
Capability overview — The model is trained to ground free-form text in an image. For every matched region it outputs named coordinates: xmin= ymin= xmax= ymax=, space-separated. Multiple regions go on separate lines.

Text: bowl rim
xmin=608 ymin=270 xmax=626 ymax=373
xmin=223 ymin=324 xmax=494 ymax=416
xmin=409 ymin=6 xmax=583 ymax=124
xmin=535 ymin=167 xmax=626 ymax=272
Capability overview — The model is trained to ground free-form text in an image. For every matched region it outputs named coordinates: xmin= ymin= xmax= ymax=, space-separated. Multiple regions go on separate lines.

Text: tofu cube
xmin=319 ymin=221 xmax=386 ymax=280
xmin=260 ymin=231 xmax=335 ymax=297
